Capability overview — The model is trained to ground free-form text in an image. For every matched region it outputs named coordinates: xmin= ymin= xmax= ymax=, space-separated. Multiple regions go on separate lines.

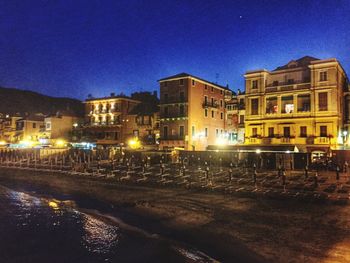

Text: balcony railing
xmin=160 ymin=135 xmax=185 ymax=141
xmin=265 ymin=82 xmax=311 ymax=93
xmin=160 ymin=98 xmax=187 ymax=104
xmin=160 ymin=113 xmax=187 ymax=119
xmin=314 ymin=137 xmax=330 ymax=144
xmin=202 ymin=102 xmax=219 ymax=108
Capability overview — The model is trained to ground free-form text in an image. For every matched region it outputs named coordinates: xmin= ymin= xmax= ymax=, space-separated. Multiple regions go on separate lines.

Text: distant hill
xmin=0 ymin=87 xmax=84 ymax=117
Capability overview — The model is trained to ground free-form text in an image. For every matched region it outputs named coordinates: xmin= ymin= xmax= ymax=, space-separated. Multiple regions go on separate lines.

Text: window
xmin=252 ymin=128 xmax=258 ymax=137
xmin=272 ymin=81 xmax=279 ymax=86
xmin=287 ymin=79 xmax=294 ymax=84
xmin=179 ymin=126 xmax=184 ymax=137
xmin=220 ymin=90 xmax=223 ymax=95
xmin=164 ymin=93 xmax=168 ymax=102
xmin=320 ymin=126 xmax=327 ymax=137
xmin=268 ymin=127 xmax=274 ymax=138
xmin=164 ymin=106 xmax=169 ymax=115
xmin=46 ymin=123 xmax=51 ymax=130
xmin=251 ymin=80 xmax=258 ymax=89
xmin=205 ymin=108 xmax=208 ymax=117
xmin=220 ymin=100 xmax=223 ymax=107
xmin=318 ymin=92 xmax=328 ymax=111
xmin=204 ymin=96 xmax=208 ymax=105
xmin=133 ymin=130 xmax=139 ymax=137
xmin=283 ymin=127 xmax=291 ymax=138
xmin=205 ymin=84 xmax=208 ymax=90
xmin=192 ymin=79 xmax=195 ymax=85
xmin=33 ymin=123 xmax=36 ymax=128
xmin=205 ymin=128 xmax=208 ymax=137
xmin=211 ymin=110 xmax=214 ymax=118
xmin=220 ymin=112 xmax=223 ymax=119
xmin=239 ymin=115 xmax=244 ymax=124
xmin=211 ymin=97 xmax=214 ymax=106
xmin=216 ymin=129 xmax=219 ymax=137
xmin=179 ymin=105 xmax=184 ymax=115
xmin=251 ymin=98 xmax=259 ymax=115
xmin=282 ymin=96 xmax=294 ymax=113
xmin=192 ymin=126 xmax=195 ymax=136
xmin=211 ymin=86 xmax=214 ymax=92
xmin=320 ymin=71 xmax=328 ymax=81
xmin=164 ymin=81 xmax=168 ymax=87
xmin=300 ymin=126 xmax=307 ymax=137
xmin=180 ymin=91 xmax=185 ymax=101
xmin=179 ymin=79 xmax=184 ymax=85
xmin=266 ymin=97 xmax=278 ymax=114
xmin=163 ymin=126 xmax=168 ymax=138
xmin=297 ymin=94 xmax=310 ymax=112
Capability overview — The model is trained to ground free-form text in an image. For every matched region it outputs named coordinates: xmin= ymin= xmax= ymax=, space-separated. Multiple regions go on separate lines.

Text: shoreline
xmin=0 ymin=167 xmax=349 ymax=262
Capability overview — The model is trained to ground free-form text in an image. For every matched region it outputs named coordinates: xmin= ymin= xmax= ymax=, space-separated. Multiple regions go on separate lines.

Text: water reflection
xmin=0 ymin=185 xmax=217 ymax=262
xmin=82 ymin=214 xmax=120 ymax=254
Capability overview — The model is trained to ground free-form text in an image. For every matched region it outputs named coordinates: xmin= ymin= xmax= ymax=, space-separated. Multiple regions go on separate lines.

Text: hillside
xmin=0 ymin=87 xmax=84 ymax=117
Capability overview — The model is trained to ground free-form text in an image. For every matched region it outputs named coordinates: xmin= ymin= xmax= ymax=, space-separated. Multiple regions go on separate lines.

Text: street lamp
xmin=343 ymin=130 xmax=348 ymax=149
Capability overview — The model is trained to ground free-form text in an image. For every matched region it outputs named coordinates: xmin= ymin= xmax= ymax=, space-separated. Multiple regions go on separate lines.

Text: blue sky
xmin=0 ymin=0 xmax=349 ymax=99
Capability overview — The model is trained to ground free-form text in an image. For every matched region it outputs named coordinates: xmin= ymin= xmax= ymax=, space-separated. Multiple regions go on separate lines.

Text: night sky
xmin=0 ymin=0 xmax=349 ymax=100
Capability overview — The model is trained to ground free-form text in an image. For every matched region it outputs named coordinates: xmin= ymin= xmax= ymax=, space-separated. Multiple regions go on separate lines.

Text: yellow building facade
xmin=244 ymin=56 xmax=348 ymax=157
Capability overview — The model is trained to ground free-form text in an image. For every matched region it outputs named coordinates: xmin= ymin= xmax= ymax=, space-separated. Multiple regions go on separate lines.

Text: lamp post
xmin=343 ymin=130 xmax=348 ymax=149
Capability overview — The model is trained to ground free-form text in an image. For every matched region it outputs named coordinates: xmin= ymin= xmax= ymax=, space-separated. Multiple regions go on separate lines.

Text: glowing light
xmin=73 ymin=123 xmax=78 ymax=128
xmin=48 ymin=201 xmax=59 ymax=209
xmin=0 ymin=141 xmax=7 ymax=146
xmin=128 ymin=138 xmax=141 ymax=149
xmin=256 ymin=149 xmax=261 ymax=154
xmin=216 ymin=137 xmax=226 ymax=145
xmin=55 ymin=139 xmax=67 ymax=147
xmin=19 ymin=140 xmax=37 ymax=148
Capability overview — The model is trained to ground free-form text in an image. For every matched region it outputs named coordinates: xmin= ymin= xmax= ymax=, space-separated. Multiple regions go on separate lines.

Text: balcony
xmin=314 ymin=137 xmax=331 ymax=144
xmin=280 ymin=137 xmax=294 ymax=144
xmin=160 ymin=97 xmax=187 ymax=105
xmin=246 ymin=137 xmax=261 ymax=144
xmin=202 ymin=101 xmax=219 ymax=108
xmin=160 ymin=113 xmax=187 ymax=119
xmin=161 ymin=135 xmax=185 ymax=141
xmin=265 ymin=82 xmax=311 ymax=93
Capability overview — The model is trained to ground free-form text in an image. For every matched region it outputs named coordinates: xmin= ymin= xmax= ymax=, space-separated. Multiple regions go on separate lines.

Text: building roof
xmin=273 ymin=56 xmax=320 ymax=71
xmin=85 ymin=95 xmax=140 ymax=103
xmin=158 ymin=72 xmax=230 ymax=90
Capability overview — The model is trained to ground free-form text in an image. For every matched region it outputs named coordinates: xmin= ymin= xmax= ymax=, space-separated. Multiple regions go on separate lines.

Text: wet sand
xmin=0 ymin=168 xmax=349 ymax=263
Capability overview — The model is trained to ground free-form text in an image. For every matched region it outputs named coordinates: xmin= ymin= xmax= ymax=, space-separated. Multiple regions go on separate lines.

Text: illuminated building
xmin=158 ymin=73 xmax=233 ymax=151
xmin=84 ymin=92 xmax=159 ymax=147
xmin=14 ymin=115 xmax=45 ymax=142
xmin=226 ymin=90 xmax=245 ymax=144
xmin=39 ymin=112 xmax=81 ymax=145
xmin=244 ymin=56 xmax=349 ymax=158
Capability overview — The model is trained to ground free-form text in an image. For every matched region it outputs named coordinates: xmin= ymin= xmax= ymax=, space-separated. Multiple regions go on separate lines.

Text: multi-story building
xmin=84 ymin=94 xmax=140 ymax=145
xmin=14 ymin=115 xmax=45 ymax=142
xmin=83 ymin=91 xmax=159 ymax=147
xmin=226 ymin=90 xmax=245 ymax=144
xmin=158 ymin=73 xmax=232 ymax=151
xmin=39 ymin=112 xmax=81 ymax=145
xmin=244 ymin=56 xmax=348 ymax=159
xmin=0 ymin=115 xmax=22 ymax=143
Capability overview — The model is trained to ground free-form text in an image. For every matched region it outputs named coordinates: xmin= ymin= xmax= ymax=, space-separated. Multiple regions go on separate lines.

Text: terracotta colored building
xmin=158 ymin=73 xmax=233 ymax=151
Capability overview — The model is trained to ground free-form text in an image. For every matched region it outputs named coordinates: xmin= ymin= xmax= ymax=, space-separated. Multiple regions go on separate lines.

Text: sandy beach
xmin=0 ymin=167 xmax=349 ymax=263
